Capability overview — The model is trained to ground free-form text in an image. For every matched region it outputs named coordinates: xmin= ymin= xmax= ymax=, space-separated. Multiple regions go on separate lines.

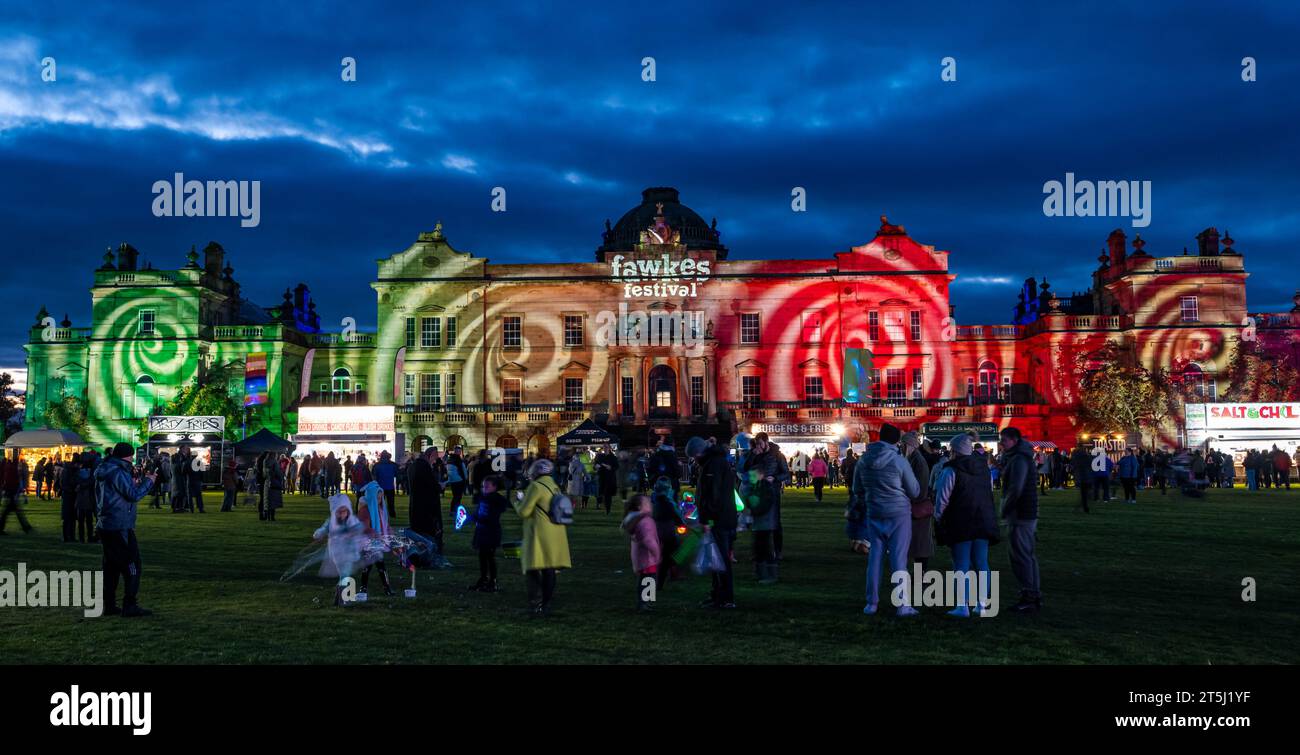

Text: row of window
xmin=404 ymin=316 xmax=459 ymax=349
xmin=739 ymin=369 xmax=926 ymax=404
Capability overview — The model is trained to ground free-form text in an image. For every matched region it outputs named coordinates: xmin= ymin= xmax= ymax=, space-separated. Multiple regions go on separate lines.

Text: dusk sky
xmin=2 ymin=1 xmax=1298 ymax=376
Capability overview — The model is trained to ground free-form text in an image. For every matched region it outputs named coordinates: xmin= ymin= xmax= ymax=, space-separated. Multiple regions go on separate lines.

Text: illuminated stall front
xmin=145 ymin=415 xmax=227 ymax=483
xmin=293 ymin=405 xmax=397 ymax=461
xmin=1185 ymin=402 xmax=1300 ymax=457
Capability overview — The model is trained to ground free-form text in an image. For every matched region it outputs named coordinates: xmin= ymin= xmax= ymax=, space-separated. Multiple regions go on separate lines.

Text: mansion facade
xmin=23 ymin=187 xmax=1300 ymax=453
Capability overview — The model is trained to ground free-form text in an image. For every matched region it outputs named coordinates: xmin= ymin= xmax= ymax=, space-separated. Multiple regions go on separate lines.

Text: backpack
xmin=544 ymin=490 xmax=575 ymax=525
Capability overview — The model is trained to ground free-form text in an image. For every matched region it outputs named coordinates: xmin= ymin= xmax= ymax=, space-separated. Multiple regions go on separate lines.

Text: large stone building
xmin=23 ymin=187 xmax=1300 ymax=455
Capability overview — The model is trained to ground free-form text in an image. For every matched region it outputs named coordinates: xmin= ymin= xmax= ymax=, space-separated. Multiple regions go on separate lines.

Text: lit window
xmin=870 ymin=369 xmax=882 ymax=400
xmin=912 ymin=368 xmax=924 ymax=400
xmin=1180 ymin=296 xmax=1199 ymax=323
xmin=445 ymin=373 xmax=457 ymax=407
xmin=740 ymin=313 xmax=760 ymax=344
xmin=503 ymin=316 xmax=522 ymax=347
xmin=564 ymin=315 xmax=584 ymax=347
xmin=403 ymin=373 xmax=416 ymax=407
xmin=741 ymin=375 xmax=761 ymax=405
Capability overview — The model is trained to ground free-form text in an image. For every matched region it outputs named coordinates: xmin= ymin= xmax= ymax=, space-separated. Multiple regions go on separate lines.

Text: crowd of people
xmin=4 ymin=428 xmax=1298 ymax=622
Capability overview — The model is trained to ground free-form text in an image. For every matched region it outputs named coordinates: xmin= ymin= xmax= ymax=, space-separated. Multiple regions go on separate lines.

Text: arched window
xmin=977 ymin=361 xmax=999 ymax=400
xmin=496 ymin=435 xmax=518 ymax=449
xmin=130 ymin=374 xmax=155 ymax=418
xmin=331 ymin=368 xmax=351 ymax=394
xmin=413 ymin=435 xmax=434 ymax=453
xmin=1182 ymin=363 xmax=1216 ymax=400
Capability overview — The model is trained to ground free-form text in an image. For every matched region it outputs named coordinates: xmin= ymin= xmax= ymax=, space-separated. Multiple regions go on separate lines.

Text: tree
xmin=44 ymin=394 xmax=91 ymax=439
xmin=1222 ymin=340 xmax=1300 ymax=402
xmin=139 ymin=363 xmax=246 ymax=443
xmin=1075 ymin=341 xmax=1169 ymax=446
xmin=0 ymin=372 xmax=19 ymax=439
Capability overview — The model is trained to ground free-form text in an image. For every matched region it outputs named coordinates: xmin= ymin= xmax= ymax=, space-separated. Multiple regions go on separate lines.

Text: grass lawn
xmin=1 ymin=483 xmax=1298 ymax=664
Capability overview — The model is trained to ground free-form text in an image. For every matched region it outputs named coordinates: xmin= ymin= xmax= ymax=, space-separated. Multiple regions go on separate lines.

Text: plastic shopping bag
xmin=692 ymin=530 xmax=727 ymax=575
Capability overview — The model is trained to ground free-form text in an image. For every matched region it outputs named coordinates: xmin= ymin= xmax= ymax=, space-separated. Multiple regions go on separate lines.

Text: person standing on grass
xmin=998 ymin=427 xmax=1041 ymax=614
xmin=264 ymin=453 xmax=285 ymax=521
xmin=445 ymin=446 xmax=469 ymax=523
xmin=95 ymin=442 xmax=156 ymax=617
xmin=60 ymin=455 xmax=82 ymax=541
xmin=623 ymin=493 xmax=661 ymax=612
xmin=372 ymin=450 xmax=399 ymax=519
xmin=1119 ymin=447 xmax=1141 ymax=504
xmin=343 ymin=455 xmax=353 ymax=493
xmin=513 ymin=459 xmax=571 ymax=617
xmin=743 ymin=432 xmax=788 ymax=585
xmin=933 ymin=434 xmax=999 ymax=617
xmin=221 ymin=457 xmax=239 ymax=512
xmin=1069 ymin=446 xmax=1091 ymax=513
xmin=1273 ymin=446 xmax=1292 ymax=490
xmin=809 ymin=452 xmax=829 ymax=502
xmin=468 ymin=475 xmax=508 ymax=592
xmin=901 ymin=432 xmax=934 ymax=574
xmin=596 ymin=446 xmax=618 ymax=514
xmin=408 ymin=447 xmax=445 ymax=554
xmin=856 ymin=423 xmax=920 ymax=616
xmin=687 ymin=435 xmax=738 ymax=609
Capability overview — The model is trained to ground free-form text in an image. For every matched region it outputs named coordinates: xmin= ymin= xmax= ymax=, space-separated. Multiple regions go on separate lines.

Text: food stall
xmin=145 ymin=415 xmax=229 ymax=485
xmin=3 ymin=428 xmax=89 ymax=493
xmin=292 ymin=405 xmax=396 ymax=462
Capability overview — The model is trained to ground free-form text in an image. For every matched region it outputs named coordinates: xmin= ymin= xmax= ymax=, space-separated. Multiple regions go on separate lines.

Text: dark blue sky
xmin=2 ymin=1 xmax=1298 ymax=375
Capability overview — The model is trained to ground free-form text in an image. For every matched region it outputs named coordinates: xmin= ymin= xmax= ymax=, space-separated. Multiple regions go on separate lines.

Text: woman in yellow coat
xmin=513 ymin=458 xmax=571 ymax=615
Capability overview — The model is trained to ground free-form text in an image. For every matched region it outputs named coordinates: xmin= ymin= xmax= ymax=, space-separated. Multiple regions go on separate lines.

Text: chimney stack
xmin=1106 ymin=229 xmax=1126 ymax=268
xmin=203 ymin=241 xmax=225 ymax=277
xmin=1195 ymin=227 xmax=1220 ymax=256
xmin=117 ymin=242 xmax=139 ymax=271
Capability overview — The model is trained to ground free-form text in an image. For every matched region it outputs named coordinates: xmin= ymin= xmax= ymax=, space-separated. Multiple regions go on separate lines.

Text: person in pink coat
xmin=621 ymin=494 xmax=661 ymax=612
xmin=809 ymin=454 xmax=830 ymax=502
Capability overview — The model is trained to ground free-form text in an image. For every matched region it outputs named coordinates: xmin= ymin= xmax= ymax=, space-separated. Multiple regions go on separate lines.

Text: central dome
xmin=597 ymin=187 xmax=727 ymax=259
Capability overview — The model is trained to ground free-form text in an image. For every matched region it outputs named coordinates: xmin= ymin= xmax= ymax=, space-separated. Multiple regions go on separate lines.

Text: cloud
xmin=440 ymin=153 xmax=478 ymax=174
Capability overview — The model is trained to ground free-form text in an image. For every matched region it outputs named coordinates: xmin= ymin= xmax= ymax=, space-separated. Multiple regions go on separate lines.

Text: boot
xmin=482 ymin=578 xmax=498 ymax=593
xmin=379 ymin=570 xmax=394 ymax=597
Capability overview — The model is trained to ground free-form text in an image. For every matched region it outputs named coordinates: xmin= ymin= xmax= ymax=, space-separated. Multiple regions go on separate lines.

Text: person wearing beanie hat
xmin=854 ymin=423 xmax=921 ymax=616
xmin=93 ymin=442 xmax=157 ymax=617
xmin=932 ymin=432 xmax=999 ymax=617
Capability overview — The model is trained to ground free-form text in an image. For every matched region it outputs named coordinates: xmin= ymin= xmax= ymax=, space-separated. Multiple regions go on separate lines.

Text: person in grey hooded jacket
xmin=854 ymin=424 xmax=920 ymax=616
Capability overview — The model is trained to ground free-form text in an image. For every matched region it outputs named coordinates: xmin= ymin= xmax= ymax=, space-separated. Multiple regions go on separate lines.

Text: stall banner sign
xmin=244 ymin=352 xmax=269 ymax=407
xmin=148 ymin=415 xmax=226 ymax=434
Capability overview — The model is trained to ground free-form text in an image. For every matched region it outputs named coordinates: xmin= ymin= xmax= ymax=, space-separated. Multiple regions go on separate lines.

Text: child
xmin=313 ymin=494 xmax=366 ymax=606
xmin=468 ymin=475 xmax=509 ymax=592
xmin=354 ymin=481 xmax=394 ymax=596
xmin=622 ymin=494 xmax=660 ymax=612
xmin=650 ymin=477 xmax=683 ymax=589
